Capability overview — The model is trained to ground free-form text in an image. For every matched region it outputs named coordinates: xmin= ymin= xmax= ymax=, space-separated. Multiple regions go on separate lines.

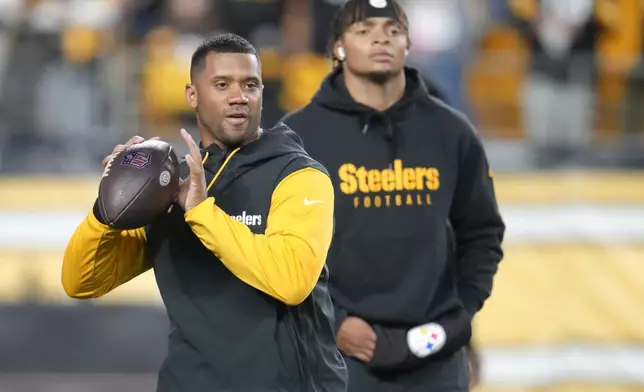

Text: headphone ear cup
xmin=337 ymin=47 xmax=346 ymax=61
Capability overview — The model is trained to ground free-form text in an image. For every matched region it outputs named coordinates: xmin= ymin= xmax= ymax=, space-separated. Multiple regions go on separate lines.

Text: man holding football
xmin=62 ymin=33 xmax=348 ymax=392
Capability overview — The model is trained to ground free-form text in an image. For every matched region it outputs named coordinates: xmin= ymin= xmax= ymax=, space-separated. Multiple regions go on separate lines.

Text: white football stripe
xmin=0 ymin=211 xmax=87 ymax=248
xmin=2 ymin=205 xmax=644 ymax=247
xmin=500 ymin=204 xmax=644 ymax=244
xmin=482 ymin=345 xmax=644 ymax=386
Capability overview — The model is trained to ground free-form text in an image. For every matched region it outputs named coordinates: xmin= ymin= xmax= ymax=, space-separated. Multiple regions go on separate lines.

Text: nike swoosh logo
xmin=303 ymin=198 xmax=323 ymax=206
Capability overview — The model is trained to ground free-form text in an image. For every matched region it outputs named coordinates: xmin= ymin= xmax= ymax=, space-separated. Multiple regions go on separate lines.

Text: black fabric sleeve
xmin=449 ymin=121 xmax=505 ymax=316
xmin=333 ymin=302 xmax=349 ymax=334
xmin=366 ymin=307 xmax=472 ymax=371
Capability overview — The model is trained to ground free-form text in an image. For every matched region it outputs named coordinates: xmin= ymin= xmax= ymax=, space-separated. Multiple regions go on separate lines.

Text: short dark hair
xmin=327 ymin=0 xmax=409 ymax=67
xmin=190 ymin=33 xmax=260 ymax=81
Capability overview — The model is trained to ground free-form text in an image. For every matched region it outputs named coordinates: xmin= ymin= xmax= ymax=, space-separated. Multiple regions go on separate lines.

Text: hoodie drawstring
xmin=384 ymin=119 xmax=398 ymax=165
xmin=360 ymin=113 xmax=399 ymax=165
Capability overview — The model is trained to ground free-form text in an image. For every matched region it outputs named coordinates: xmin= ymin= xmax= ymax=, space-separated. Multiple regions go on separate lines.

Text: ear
xmin=334 ymin=40 xmax=345 ymax=61
xmin=185 ymin=83 xmax=197 ymax=109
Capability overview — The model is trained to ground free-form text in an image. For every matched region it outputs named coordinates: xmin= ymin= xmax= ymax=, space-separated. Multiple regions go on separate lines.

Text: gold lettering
xmin=414 ymin=167 xmax=426 ymax=190
xmin=381 ymin=169 xmax=395 ymax=191
xmin=425 ymin=168 xmax=440 ymax=191
xmin=339 ymin=163 xmax=358 ymax=194
xmin=339 ymin=161 xmax=441 ymax=203
xmin=394 ymin=159 xmax=404 ymax=191
xmin=385 ymin=194 xmax=392 ymax=206
xmin=402 ymin=168 xmax=416 ymax=190
xmin=348 ymin=192 xmax=440 ymax=208
xmin=367 ymin=169 xmax=381 ymax=192
xmin=356 ymin=167 xmax=370 ymax=193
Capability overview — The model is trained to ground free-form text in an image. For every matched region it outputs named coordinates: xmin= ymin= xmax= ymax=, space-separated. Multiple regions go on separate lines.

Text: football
xmin=97 ymin=139 xmax=180 ymax=229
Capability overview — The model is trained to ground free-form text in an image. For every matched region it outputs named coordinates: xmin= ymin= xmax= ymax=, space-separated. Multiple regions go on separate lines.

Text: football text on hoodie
xmin=282 ymin=68 xmax=505 ymax=338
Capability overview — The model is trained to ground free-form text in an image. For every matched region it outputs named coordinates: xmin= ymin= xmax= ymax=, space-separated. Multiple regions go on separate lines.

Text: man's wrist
xmin=334 ymin=306 xmax=349 ymax=334
xmin=184 ymin=197 xmax=215 ymax=219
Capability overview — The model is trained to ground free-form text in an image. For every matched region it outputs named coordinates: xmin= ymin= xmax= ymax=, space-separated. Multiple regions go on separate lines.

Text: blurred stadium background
xmin=1 ymin=0 xmax=644 ymax=391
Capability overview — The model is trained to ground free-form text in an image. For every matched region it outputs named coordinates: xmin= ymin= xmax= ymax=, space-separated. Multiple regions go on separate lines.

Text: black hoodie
xmin=281 ymin=68 xmax=505 ymax=366
xmin=63 ymin=124 xmax=348 ymax=392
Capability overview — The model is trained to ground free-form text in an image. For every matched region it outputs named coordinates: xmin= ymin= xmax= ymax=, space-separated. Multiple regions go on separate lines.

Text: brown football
xmin=97 ymin=140 xmax=180 ymax=229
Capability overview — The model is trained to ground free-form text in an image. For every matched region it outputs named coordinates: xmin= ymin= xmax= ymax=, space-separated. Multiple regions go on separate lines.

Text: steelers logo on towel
xmin=406 ymin=322 xmax=446 ymax=358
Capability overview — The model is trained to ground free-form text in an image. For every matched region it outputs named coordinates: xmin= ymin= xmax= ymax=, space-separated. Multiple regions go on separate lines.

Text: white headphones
xmin=337 ymin=46 xmax=346 ymax=61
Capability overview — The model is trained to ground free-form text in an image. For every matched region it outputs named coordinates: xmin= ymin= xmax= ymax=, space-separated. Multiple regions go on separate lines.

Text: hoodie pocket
xmin=328 ymin=233 xmax=450 ymax=322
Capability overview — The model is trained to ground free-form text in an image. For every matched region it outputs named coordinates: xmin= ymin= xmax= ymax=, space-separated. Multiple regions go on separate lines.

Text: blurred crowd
xmin=1 ymin=3 xmax=644 ymax=391
xmin=0 ymin=0 xmax=643 ymax=174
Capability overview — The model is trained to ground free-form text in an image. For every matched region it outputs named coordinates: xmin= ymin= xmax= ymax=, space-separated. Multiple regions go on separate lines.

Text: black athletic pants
xmin=344 ymin=348 xmax=470 ymax=392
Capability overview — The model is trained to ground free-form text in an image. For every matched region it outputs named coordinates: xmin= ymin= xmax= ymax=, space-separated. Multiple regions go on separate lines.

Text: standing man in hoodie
xmin=281 ymin=0 xmax=505 ymax=391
